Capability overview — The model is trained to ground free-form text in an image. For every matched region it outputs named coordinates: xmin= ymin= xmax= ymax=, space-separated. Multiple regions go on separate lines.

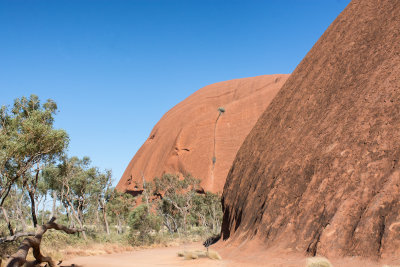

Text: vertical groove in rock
xmin=117 ymin=75 xmax=289 ymax=193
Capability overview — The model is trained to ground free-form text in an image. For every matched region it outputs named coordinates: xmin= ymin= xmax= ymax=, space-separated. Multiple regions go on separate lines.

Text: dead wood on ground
xmin=5 ymin=217 xmax=82 ymax=267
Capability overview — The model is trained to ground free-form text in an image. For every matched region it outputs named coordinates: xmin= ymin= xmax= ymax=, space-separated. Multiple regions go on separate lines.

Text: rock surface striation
xmin=117 ymin=74 xmax=289 ymax=194
xmin=221 ymin=0 xmax=400 ymax=259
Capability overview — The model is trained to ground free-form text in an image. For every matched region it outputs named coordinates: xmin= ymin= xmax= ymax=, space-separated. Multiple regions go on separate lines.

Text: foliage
xmin=0 ymin=96 xmax=136 ymax=253
xmin=124 ymin=173 xmax=223 ymax=246
xmin=0 ymin=95 xmax=224 ymax=261
xmin=41 ymin=156 xmax=115 ymax=240
xmin=0 ymin=95 xmax=69 ymax=236
xmin=191 ymin=192 xmax=222 ymax=235
xmin=128 ymin=204 xmax=161 ymax=245
xmin=153 ymin=174 xmax=199 ymax=233
xmin=107 ymin=189 xmax=136 ymax=234
xmin=147 ymin=173 xmax=223 ymax=239
xmin=0 ymin=94 xmax=68 ymax=207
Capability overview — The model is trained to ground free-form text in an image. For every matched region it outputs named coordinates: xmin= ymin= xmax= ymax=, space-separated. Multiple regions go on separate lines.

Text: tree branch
xmin=0 ymin=232 xmax=35 ymax=244
xmin=6 ymin=217 xmax=83 ymax=267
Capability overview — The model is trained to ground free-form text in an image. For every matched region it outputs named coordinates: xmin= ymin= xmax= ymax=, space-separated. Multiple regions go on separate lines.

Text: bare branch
xmin=6 ymin=217 xmax=83 ymax=267
xmin=0 ymin=232 xmax=35 ymax=244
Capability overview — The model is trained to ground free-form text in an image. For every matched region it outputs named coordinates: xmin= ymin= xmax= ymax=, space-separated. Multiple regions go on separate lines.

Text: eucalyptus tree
xmin=1 ymin=185 xmax=29 ymax=234
xmin=0 ymin=95 xmax=68 ymax=234
xmin=41 ymin=164 xmax=63 ymax=219
xmin=153 ymin=174 xmax=200 ymax=233
xmin=57 ymin=156 xmax=97 ymax=240
xmin=191 ymin=192 xmax=222 ymax=234
xmin=107 ymin=189 xmax=136 ymax=234
xmin=22 ymin=170 xmax=50 ymax=228
xmin=92 ymin=168 xmax=112 ymax=235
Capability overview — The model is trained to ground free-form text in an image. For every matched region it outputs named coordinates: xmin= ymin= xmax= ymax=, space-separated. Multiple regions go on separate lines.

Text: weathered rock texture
xmin=221 ymin=0 xmax=400 ymax=260
xmin=116 ymin=74 xmax=289 ymax=194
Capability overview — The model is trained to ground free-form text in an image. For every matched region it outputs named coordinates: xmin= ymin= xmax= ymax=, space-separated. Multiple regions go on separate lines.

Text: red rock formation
xmin=116 ymin=74 xmax=289 ymax=194
xmin=221 ymin=0 xmax=400 ymax=260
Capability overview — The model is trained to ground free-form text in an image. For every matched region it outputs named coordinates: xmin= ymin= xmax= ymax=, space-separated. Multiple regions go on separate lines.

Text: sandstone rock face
xmin=221 ymin=0 xmax=400 ymax=260
xmin=116 ymin=74 xmax=289 ymax=194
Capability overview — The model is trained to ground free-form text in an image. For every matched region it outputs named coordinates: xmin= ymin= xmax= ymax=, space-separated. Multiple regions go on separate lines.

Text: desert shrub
xmin=42 ymin=229 xmax=86 ymax=249
xmin=0 ymin=241 xmax=19 ymax=262
xmin=153 ymin=174 xmax=200 ymax=234
xmin=128 ymin=204 xmax=161 ymax=245
xmin=184 ymin=251 xmax=199 ymax=260
xmin=306 ymin=257 xmax=333 ymax=267
xmin=177 ymin=250 xmax=222 ymax=260
xmin=0 ymin=222 xmax=7 ymax=237
xmin=208 ymin=250 xmax=222 ymax=260
xmin=191 ymin=192 xmax=222 ymax=235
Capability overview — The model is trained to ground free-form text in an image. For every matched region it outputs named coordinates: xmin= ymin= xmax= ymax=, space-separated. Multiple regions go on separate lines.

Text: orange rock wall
xmin=117 ymin=74 xmax=289 ymax=193
xmin=221 ymin=0 xmax=400 ymax=259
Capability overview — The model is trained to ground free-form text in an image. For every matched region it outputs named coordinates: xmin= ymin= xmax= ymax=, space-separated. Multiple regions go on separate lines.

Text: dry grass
xmin=184 ymin=251 xmax=199 ymax=260
xmin=36 ymin=230 xmax=182 ymax=262
xmin=306 ymin=257 xmax=333 ymax=267
xmin=1 ymin=238 xmax=185 ymax=267
xmin=0 ymin=242 xmax=136 ymax=267
xmin=177 ymin=250 xmax=222 ymax=260
xmin=208 ymin=250 xmax=222 ymax=260
xmin=23 ymin=241 xmax=137 ymax=264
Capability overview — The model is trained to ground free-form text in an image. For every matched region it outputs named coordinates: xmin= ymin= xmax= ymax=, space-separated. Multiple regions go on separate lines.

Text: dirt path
xmin=62 ymin=243 xmax=227 ymax=267
xmin=61 ymin=242 xmax=393 ymax=267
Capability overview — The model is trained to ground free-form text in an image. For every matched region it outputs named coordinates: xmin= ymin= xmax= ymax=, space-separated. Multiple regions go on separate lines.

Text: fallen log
xmin=0 ymin=232 xmax=35 ymax=244
xmin=6 ymin=217 xmax=83 ymax=267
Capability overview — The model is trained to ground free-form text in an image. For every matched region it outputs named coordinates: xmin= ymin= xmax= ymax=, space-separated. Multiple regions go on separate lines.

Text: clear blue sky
xmin=0 ymin=0 xmax=350 ymax=185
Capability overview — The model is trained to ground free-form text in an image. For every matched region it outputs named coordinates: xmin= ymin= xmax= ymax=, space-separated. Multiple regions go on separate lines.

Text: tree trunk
xmin=67 ymin=200 xmax=87 ymax=240
xmin=102 ymin=201 xmax=110 ymax=235
xmin=28 ymin=190 xmax=38 ymax=228
xmin=5 ymin=217 xmax=82 ymax=267
xmin=50 ymin=191 xmax=57 ymax=218
xmin=183 ymin=212 xmax=188 ymax=233
xmin=64 ymin=204 xmax=74 ymax=228
xmin=163 ymin=215 xmax=173 ymax=234
xmin=78 ymin=206 xmax=83 ymax=222
xmin=1 ymin=206 xmax=14 ymax=236
xmin=117 ymin=216 xmax=123 ymax=234
xmin=103 ymin=209 xmax=110 ymax=235
xmin=95 ymin=199 xmax=101 ymax=231
xmin=35 ymin=195 xmax=42 ymax=222
xmin=17 ymin=193 xmax=27 ymax=232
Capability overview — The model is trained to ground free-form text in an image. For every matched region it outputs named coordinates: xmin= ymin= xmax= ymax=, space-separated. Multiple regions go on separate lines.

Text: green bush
xmin=128 ymin=204 xmax=162 ymax=245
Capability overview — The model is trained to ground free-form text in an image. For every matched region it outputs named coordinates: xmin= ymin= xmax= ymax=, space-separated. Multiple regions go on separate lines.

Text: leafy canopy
xmin=0 ymin=95 xmax=69 ymax=205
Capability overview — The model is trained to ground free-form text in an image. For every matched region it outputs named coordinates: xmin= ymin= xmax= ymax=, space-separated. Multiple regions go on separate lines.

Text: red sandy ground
xmin=62 ymin=242 xmax=398 ymax=267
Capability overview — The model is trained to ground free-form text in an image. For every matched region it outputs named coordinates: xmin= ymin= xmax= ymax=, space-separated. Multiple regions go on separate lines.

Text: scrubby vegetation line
xmin=1 ymin=95 xmax=223 ymax=265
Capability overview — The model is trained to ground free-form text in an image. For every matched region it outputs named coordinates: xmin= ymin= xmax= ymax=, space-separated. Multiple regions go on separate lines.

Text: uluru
xmin=221 ymin=0 xmax=400 ymax=261
xmin=116 ymin=74 xmax=289 ymax=194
